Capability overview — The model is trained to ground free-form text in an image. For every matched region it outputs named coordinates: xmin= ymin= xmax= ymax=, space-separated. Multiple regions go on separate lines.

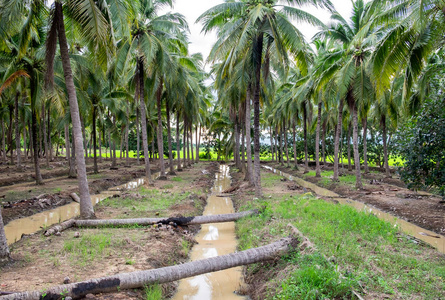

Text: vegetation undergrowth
xmin=235 ymin=172 xmax=445 ymax=299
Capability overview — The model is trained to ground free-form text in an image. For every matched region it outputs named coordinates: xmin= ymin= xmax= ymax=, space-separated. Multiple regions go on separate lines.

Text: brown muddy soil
xmin=0 ymin=162 xmax=220 ymax=299
xmin=264 ymin=161 xmax=445 ymax=236
xmin=0 ymin=158 xmax=163 ymax=225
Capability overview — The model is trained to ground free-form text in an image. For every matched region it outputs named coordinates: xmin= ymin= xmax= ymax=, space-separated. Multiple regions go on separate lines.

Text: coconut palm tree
xmin=199 ymin=0 xmax=328 ymax=196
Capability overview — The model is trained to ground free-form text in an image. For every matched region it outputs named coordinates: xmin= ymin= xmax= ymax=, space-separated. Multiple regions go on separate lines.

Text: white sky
xmin=162 ymin=0 xmax=354 ymax=65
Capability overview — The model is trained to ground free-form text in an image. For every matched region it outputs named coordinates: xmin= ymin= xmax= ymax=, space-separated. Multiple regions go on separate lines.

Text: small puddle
xmin=263 ymin=165 xmax=445 ymax=254
xmin=4 ymin=173 xmax=160 ymax=245
xmin=173 ymin=165 xmax=245 ymax=300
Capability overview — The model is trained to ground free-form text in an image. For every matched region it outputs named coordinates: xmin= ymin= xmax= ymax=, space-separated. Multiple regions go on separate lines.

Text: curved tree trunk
xmin=31 ymin=78 xmax=43 ymax=185
xmin=303 ymin=105 xmax=309 ymax=173
xmin=0 ymin=206 xmax=10 ymax=261
xmin=315 ymin=101 xmax=322 ymax=177
xmin=362 ymin=117 xmax=369 ymax=173
xmin=14 ymin=92 xmax=21 ymax=170
xmin=138 ymin=59 xmax=152 ymax=184
xmin=156 ymin=77 xmax=166 ymax=178
xmin=3 ymin=238 xmax=295 ymax=300
xmin=333 ymin=99 xmax=344 ymax=182
xmin=56 ymin=1 xmax=94 ymax=218
xmin=381 ymin=115 xmax=391 ymax=178
xmin=253 ymin=34 xmax=263 ymax=198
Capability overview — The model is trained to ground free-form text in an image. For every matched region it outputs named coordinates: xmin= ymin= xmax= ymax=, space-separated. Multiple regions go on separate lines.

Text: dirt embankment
xmin=265 ymin=161 xmax=445 ymax=236
xmin=0 ymin=162 xmax=220 ymax=299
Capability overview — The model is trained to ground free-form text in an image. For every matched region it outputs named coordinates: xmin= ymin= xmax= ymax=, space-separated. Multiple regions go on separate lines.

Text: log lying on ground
xmin=69 ymin=193 xmax=80 ymax=203
xmin=0 ymin=237 xmax=297 ymax=300
xmin=44 ymin=210 xmax=258 ymax=236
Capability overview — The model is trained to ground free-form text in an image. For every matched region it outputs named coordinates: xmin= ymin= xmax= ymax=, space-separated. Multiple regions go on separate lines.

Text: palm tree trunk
xmin=92 ymin=106 xmax=98 ymax=174
xmin=8 ymin=104 xmax=14 ymax=165
xmin=1 ymin=121 xmax=6 ymax=162
xmin=279 ymin=127 xmax=283 ymax=166
xmin=253 ymin=34 xmax=263 ymax=197
xmin=322 ymin=119 xmax=327 ymax=165
xmin=303 ymin=105 xmax=309 ymax=173
xmin=65 ymin=124 xmax=70 ymax=162
xmin=245 ymin=92 xmax=253 ymax=184
xmin=55 ymin=1 xmax=94 ymax=218
xmin=98 ymin=130 xmax=102 ymax=163
xmin=14 ymin=92 xmax=21 ymax=170
xmin=69 ymin=131 xmax=76 ymax=178
xmin=195 ymin=125 xmax=201 ymax=163
xmin=333 ymin=99 xmax=344 ymax=182
xmin=293 ymin=122 xmax=298 ymax=169
xmin=137 ymin=59 xmax=152 ymax=184
xmin=241 ymin=125 xmax=246 ymax=172
xmin=136 ymin=99 xmax=140 ymax=165
xmin=111 ymin=118 xmax=117 ymax=168
xmin=270 ymin=126 xmax=274 ymax=162
xmin=28 ymin=120 xmax=33 ymax=162
xmin=284 ymin=121 xmax=290 ymax=167
xmin=176 ymin=111 xmax=182 ymax=171
xmin=3 ymin=238 xmax=294 ymax=300
xmin=183 ymin=118 xmax=187 ymax=167
xmin=189 ymin=124 xmax=194 ymax=164
xmin=0 ymin=206 xmax=10 ymax=260
xmin=42 ymin=102 xmax=49 ymax=167
xmin=125 ymin=105 xmax=130 ymax=167
xmin=80 ymin=115 xmax=87 ymax=159
xmin=234 ymin=119 xmax=240 ymax=168
xmin=166 ymin=101 xmax=175 ymax=175
xmin=381 ymin=115 xmax=391 ymax=178
xmin=156 ymin=78 xmax=166 ymax=177
xmin=30 ymin=75 xmax=43 ymax=185
xmin=48 ymin=105 xmax=53 ymax=162
xmin=347 ymin=123 xmax=352 ymax=171
xmin=315 ymin=101 xmax=322 ymax=177
xmin=23 ymin=119 xmax=27 ymax=160
xmin=348 ymin=91 xmax=362 ymax=189
xmin=119 ymin=129 xmax=124 ymax=160
xmin=362 ymin=117 xmax=369 ymax=173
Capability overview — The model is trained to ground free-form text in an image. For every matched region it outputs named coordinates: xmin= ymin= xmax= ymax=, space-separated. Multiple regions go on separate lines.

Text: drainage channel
xmin=4 ymin=172 xmax=161 ymax=245
xmin=173 ymin=165 xmax=246 ymax=300
xmin=263 ymin=165 xmax=445 ymax=254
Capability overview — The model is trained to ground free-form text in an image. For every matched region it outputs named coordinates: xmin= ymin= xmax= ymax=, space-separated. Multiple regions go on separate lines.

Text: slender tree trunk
xmin=28 ymin=120 xmax=33 ymax=162
xmin=119 ymin=129 xmax=124 ymax=160
xmin=48 ymin=105 xmax=53 ymax=162
xmin=270 ymin=126 xmax=274 ymax=162
xmin=284 ymin=121 xmax=290 ymax=167
xmin=245 ymin=94 xmax=253 ymax=184
xmin=322 ymin=119 xmax=327 ymax=165
xmin=241 ymin=125 xmax=246 ymax=172
xmin=23 ymin=119 xmax=27 ymax=160
xmin=80 ymin=115 xmax=87 ymax=159
xmin=333 ymin=99 xmax=344 ymax=182
xmin=195 ymin=125 xmax=201 ymax=163
xmin=348 ymin=91 xmax=362 ymax=189
xmin=186 ymin=123 xmax=190 ymax=166
xmin=111 ymin=118 xmax=117 ymax=169
xmin=156 ymin=79 xmax=166 ymax=178
xmin=189 ymin=124 xmax=194 ymax=164
xmin=92 ymin=106 xmax=98 ymax=174
xmin=176 ymin=111 xmax=182 ymax=171
xmin=277 ymin=127 xmax=282 ymax=165
xmin=234 ymin=119 xmax=240 ymax=168
xmin=303 ymin=105 xmax=309 ymax=173
xmin=1 ymin=122 xmax=6 ymax=162
xmin=136 ymin=99 xmax=140 ymax=165
xmin=151 ymin=125 xmax=155 ymax=160
xmin=183 ymin=118 xmax=187 ymax=167
xmin=166 ymin=101 xmax=175 ymax=175
xmin=98 ymin=130 xmax=102 ymax=163
xmin=56 ymin=1 xmax=94 ymax=218
xmin=137 ymin=60 xmax=152 ymax=184
xmin=315 ymin=102 xmax=322 ymax=177
xmin=14 ymin=92 xmax=21 ymax=170
xmin=8 ymin=104 xmax=14 ymax=165
xmin=42 ymin=102 xmax=49 ymax=167
xmin=253 ymin=34 xmax=263 ymax=197
xmin=347 ymin=123 xmax=352 ymax=171
xmin=30 ymin=75 xmax=43 ymax=185
xmin=293 ymin=122 xmax=298 ymax=169
xmin=0 ymin=206 xmax=10 ymax=260
xmin=65 ymin=124 xmax=70 ymax=162
xmin=125 ymin=105 xmax=130 ymax=167
xmin=381 ymin=115 xmax=391 ymax=178
xmin=363 ymin=117 xmax=369 ymax=173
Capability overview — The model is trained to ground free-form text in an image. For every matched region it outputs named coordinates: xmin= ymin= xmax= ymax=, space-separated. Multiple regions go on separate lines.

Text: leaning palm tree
xmin=199 ymin=0 xmax=329 ymax=197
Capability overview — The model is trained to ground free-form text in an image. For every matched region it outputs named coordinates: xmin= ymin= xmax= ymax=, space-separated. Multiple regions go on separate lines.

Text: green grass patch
xmin=235 ymin=172 xmax=445 ymax=299
xmin=171 ymin=177 xmax=183 ymax=182
xmin=63 ymin=232 xmax=115 ymax=266
xmin=144 ymin=284 xmax=162 ymax=300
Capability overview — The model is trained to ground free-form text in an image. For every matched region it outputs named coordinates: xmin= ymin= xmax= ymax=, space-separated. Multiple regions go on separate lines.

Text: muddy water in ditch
xmin=173 ymin=165 xmax=245 ymax=300
xmin=263 ymin=165 xmax=445 ymax=254
xmin=4 ymin=175 xmax=157 ymax=245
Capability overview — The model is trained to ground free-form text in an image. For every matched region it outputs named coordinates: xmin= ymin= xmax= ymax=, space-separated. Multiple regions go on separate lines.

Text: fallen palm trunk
xmin=0 ymin=237 xmax=296 ymax=300
xmin=44 ymin=210 xmax=258 ymax=236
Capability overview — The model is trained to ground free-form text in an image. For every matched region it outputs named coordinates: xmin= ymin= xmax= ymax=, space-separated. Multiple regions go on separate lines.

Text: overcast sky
xmin=162 ymin=0 xmax=354 ymax=65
